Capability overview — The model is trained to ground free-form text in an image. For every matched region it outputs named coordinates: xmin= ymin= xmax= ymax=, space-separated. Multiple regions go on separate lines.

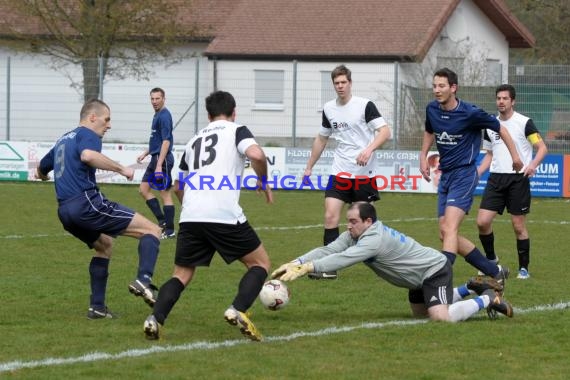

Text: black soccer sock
xmin=517 ymin=238 xmax=530 ymax=270
xmin=324 ymin=227 xmax=340 ymax=245
xmin=232 ymin=266 xmax=267 ymax=312
xmin=163 ymin=205 xmax=175 ymax=230
xmin=137 ymin=234 xmax=160 ymax=283
xmin=153 ymin=277 xmax=185 ymax=325
xmin=479 ymin=232 xmax=497 ymax=261
xmin=146 ymin=198 xmax=165 ymax=225
xmin=89 ymin=257 xmax=110 ymax=309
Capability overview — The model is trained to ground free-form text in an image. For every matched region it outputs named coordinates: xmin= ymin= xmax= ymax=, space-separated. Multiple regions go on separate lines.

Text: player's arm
xmin=81 ymin=149 xmax=134 ymax=180
xmin=498 ymin=125 xmax=523 ymax=172
xmin=357 ymin=125 xmax=391 ymax=166
xmin=173 ymin=152 xmax=188 ymax=203
xmin=419 ymin=132 xmax=435 ymax=181
xmin=155 ymin=140 xmax=171 ymax=173
xmin=477 ymin=130 xmax=492 ymax=177
xmin=245 ymin=144 xmax=273 ymax=204
xmin=524 ymin=120 xmax=548 ymax=177
xmin=36 ymin=148 xmax=55 ymax=181
xmin=304 ymin=134 xmax=328 ymax=177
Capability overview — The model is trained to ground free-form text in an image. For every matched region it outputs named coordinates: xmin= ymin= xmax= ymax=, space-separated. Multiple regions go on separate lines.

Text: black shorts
xmin=480 ymin=173 xmax=531 ymax=216
xmin=324 ymin=175 xmax=380 ymax=203
xmin=174 ymin=221 xmax=262 ymax=267
xmin=141 ymin=153 xmax=175 ymax=190
xmin=408 ymin=260 xmax=453 ymax=307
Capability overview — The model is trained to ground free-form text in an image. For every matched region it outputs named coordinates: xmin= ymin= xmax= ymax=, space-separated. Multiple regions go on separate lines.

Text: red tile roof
xmin=0 ymin=0 xmax=534 ymax=61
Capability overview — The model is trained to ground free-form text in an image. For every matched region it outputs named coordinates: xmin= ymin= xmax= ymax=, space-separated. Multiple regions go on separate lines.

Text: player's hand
xmin=280 ymin=262 xmax=314 ymax=282
xmin=123 ymin=167 xmax=134 ymax=181
xmin=35 ymin=168 xmax=50 ymax=181
xmin=512 ymin=157 xmax=523 ymax=173
xmin=271 ymin=261 xmax=300 ymax=279
xmin=257 ymin=181 xmax=273 ymax=204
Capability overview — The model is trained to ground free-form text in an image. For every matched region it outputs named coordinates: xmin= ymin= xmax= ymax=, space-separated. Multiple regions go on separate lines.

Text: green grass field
xmin=1 ymin=182 xmax=569 ymax=379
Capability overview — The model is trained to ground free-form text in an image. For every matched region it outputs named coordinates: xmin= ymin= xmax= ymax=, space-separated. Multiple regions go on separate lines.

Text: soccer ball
xmin=259 ymin=280 xmax=290 ymax=310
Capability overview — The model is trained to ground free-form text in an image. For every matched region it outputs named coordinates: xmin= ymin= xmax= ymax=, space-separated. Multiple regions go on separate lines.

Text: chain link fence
xmin=0 ymin=56 xmax=568 ymax=153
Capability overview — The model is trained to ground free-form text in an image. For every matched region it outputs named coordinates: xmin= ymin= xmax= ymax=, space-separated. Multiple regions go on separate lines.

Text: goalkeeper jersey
xmin=298 ymin=221 xmax=447 ymax=289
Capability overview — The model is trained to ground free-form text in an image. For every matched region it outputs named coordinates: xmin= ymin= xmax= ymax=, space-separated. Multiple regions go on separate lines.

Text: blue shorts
xmin=141 ymin=153 xmax=174 ymax=190
xmin=437 ymin=165 xmax=478 ymax=217
xmin=57 ymin=189 xmax=135 ymax=248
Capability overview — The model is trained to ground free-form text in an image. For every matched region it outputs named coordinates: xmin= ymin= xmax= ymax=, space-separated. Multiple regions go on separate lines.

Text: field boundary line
xmin=1 ymin=301 xmax=569 ymax=373
xmin=2 ymin=218 xmax=569 ymax=239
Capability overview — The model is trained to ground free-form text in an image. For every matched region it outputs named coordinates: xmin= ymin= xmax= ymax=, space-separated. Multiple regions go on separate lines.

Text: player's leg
xmin=215 ymin=222 xmax=269 ymax=341
xmin=140 ymin=155 xmax=166 ymax=225
xmin=507 ymin=175 xmax=531 ymax=279
xmin=477 ymin=174 xmax=505 ymax=261
xmin=159 ymin=154 xmax=176 ymax=238
xmin=121 ymin=212 xmax=162 ymax=305
xmin=87 ymin=234 xmax=116 ymax=319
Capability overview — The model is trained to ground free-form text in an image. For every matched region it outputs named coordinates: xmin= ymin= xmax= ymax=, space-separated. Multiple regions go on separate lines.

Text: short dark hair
xmin=496 ymin=84 xmax=516 ymax=100
xmin=205 ymin=91 xmax=236 ymax=118
xmin=331 ymin=65 xmax=352 ymax=82
xmin=150 ymin=87 xmax=165 ymax=97
xmin=348 ymin=202 xmax=377 ymax=223
xmin=80 ymin=99 xmax=109 ymax=120
xmin=434 ymin=67 xmax=458 ymax=87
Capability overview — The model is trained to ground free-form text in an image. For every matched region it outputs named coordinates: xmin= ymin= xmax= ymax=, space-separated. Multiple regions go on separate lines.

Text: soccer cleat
xmin=224 ymin=306 xmax=263 ymax=342
xmin=466 ymin=276 xmax=504 ymax=295
xmin=483 ymin=289 xmax=514 ymax=319
xmin=87 ymin=306 xmax=117 ymax=320
xmin=495 ymin=265 xmax=510 ymax=286
xmin=160 ymin=230 xmax=176 ymax=240
xmin=517 ymin=268 xmax=530 ymax=279
xmin=478 ymin=256 xmax=499 ymax=276
xmin=307 ymin=271 xmax=338 ymax=280
xmin=128 ymin=279 xmax=158 ymax=307
xmin=143 ymin=314 xmax=162 ymax=340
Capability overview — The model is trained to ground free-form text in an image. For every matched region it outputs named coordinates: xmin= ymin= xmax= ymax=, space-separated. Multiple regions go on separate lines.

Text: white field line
xmin=1 ymin=217 xmax=569 ymax=239
xmin=1 ymin=301 xmax=569 ymax=373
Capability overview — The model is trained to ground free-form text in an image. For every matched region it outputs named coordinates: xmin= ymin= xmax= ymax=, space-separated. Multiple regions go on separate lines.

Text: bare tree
xmin=0 ymin=0 xmax=198 ymax=101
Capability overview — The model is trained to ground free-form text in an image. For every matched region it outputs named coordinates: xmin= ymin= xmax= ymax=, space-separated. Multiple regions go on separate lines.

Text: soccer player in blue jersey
xmin=419 ymin=68 xmax=523 ymax=282
xmin=137 ymin=88 xmax=176 ymax=239
xmin=36 ymin=99 xmax=162 ymax=319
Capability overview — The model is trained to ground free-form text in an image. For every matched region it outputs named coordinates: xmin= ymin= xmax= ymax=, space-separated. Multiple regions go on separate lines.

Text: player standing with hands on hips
xmin=476 ymin=84 xmax=548 ymax=279
xmin=303 ymin=65 xmax=392 ymax=279
xmin=137 ymin=87 xmax=176 ymax=239
xmin=419 ymin=68 xmax=523 ymax=282
xmin=36 ymin=99 xmax=162 ymax=319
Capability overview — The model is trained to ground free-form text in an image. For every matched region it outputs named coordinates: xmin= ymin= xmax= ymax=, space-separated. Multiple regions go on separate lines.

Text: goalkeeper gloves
xmin=271 ymin=260 xmax=301 ymax=279
xmin=280 ymin=262 xmax=315 ymax=282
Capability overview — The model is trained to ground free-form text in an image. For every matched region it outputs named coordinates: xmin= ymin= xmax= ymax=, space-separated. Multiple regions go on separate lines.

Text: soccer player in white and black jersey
xmin=143 ymin=91 xmax=273 ymax=342
xmin=304 ymin=65 xmax=392 ymax=279
xmin=477 ymin=84 xmax=548 ymax=279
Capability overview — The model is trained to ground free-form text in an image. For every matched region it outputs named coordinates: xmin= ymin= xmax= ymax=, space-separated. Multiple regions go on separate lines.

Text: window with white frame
xmin=254 ymin=70 xmax=284 ymax=109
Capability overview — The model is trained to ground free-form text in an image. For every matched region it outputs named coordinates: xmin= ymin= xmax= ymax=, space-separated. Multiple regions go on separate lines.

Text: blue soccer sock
xmin=89 ymin=256 xmax=110 ymax=309
xmin=441 ymin=250 xmax=456 ymax=264
xmin=146 ymin=198 xmax=165 ymax=225
xmin=137 ymin=234 xmax=160 ymax=284
xmin=464 ymin=247 xmax=499 ymax=277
